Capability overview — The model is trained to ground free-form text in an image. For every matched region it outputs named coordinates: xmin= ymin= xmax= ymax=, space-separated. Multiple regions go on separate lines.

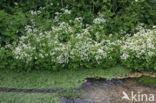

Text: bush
xmin=0 ymin=13 xmax=121 ymax=71
xmin=120 ymin=26 xmax=156 ymax=71
xmin=0 ymin=10 xmax=155 ymax=71
xmin=0 ymin=0 xmax=156 ymax=71
xmin=0 ymin=9 xmax=27 ymax=45
xmin=1 ymin=0 xmax=156 ymax=38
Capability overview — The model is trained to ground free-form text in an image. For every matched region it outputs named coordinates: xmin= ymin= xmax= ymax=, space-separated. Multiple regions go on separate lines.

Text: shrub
xmin=0 ymin=10 xmax=27 ymax=45
xmin=1 ymin=10 xmax=155 ymax=71
xmin=2 ymin=13 xmax=121 ymax=71
xmin=1 ymin=0 xmax=156 ymax=38
xmin=120 ymin=26 xmax=156 ymax=71
xmin=0 ymin=1 xmax=156 ymax=71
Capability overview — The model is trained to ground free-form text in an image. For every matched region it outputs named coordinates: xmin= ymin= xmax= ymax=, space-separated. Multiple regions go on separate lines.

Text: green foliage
xmin=1 ymin=0 xmax=156 ymax=35
xmin=0 ymin=9 xmax=27 ymax=45
xmin=0 ymin=0 xmax=155 ymax=71
xmin=100 ymin=0 xmax=156 ymax=34
xmin=0 ymin=20 xmax=155 ymax=71
xmin=120 ymin=29 xmax=156 ymax=71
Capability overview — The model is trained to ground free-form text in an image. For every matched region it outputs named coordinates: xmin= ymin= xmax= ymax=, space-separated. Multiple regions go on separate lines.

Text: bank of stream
xmin=61 ymin=76 xmax=156 ymax=103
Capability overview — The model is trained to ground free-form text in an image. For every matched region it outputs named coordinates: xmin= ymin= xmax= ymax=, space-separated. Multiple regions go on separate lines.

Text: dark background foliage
xmin=0 ymin=0 xmax=156 ymax=45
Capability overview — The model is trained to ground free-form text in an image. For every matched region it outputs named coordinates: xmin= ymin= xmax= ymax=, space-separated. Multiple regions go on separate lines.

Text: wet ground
xmin=0 ymin=77 xmax=156 ymax=103
xmin=61 ymin=78 xmax=156 ymax=103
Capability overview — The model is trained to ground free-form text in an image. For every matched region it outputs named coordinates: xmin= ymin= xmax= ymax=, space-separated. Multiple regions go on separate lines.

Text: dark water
xmin=61 ymin=78 xmax=156 ymax=103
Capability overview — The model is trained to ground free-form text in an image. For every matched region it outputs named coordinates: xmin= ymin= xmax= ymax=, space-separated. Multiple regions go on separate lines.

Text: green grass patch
xmin=135 ymin=76 xmax=156 ymax=87
xmin=0 ymin=66 xmax=131 ymax=89
xmin=0 ymin=93 xmax=60 ymax=103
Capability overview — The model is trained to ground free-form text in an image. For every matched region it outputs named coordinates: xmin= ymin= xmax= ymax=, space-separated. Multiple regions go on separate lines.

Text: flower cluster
xmin=120 ymin=28 xmax=156 ymax=60
xmin=29 ymin=7 xmax=45 ymax=15
xmin=11 ymin=15 xmax=120 ymax=67
xmin=93 ymin=13 xmax=106 ymax=24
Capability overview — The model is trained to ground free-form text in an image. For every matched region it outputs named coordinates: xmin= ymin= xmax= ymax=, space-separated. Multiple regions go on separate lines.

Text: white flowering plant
xmin=120 ymin=27 xmax=156 ymax=71
xmin=0 ymin=7 xmax=155 ymax=72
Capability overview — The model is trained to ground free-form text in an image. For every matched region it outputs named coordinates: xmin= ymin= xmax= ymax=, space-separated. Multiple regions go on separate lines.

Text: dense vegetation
xmin=0 ymin=0 xmax=156 ymax=71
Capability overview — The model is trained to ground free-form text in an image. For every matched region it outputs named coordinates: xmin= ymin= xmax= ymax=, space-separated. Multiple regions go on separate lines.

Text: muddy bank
xmin=62 ymin=77 xmax=156 ymax=103
xmin=0 ymin=76 xmax=155 ymax=103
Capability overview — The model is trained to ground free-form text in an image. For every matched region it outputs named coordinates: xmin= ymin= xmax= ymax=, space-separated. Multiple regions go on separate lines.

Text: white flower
xmin=93 ymin=18 xmax=106 ymax=24
xmin=121 ymin=53 xmax=130 ymax=60
xmin=50 ymin=3 xmax=53 ymax=6
xmin=14 ymin=2 xmax=18 ymax=5
xmin=153 ymin=25 xmax=156 ymax=29
xmin=98 ymin=49 xmax=103 ymax=53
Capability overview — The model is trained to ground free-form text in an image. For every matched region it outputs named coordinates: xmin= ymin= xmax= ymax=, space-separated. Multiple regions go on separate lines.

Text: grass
xmin=0 ymin=66 xmax=131 ymax=89
xmin=0 ymin=92 xmax=60 ymax=103
xmin=0 ymin=66 xmax=131 ymax=103
xmin=135 ymin=76 xmax=156 ymax=88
